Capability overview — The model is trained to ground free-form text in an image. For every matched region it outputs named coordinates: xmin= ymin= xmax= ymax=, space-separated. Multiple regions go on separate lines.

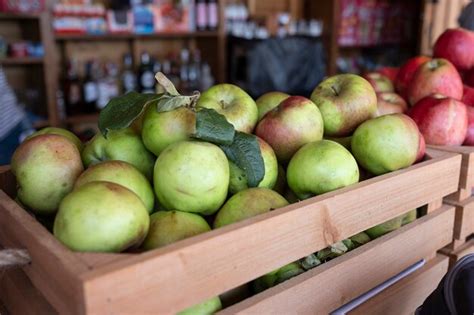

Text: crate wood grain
xmin=218 ymin=205 xmax=454 ymax=315
xmin=429 ymin=145 xmax=474 ymax=202
xmin=349 ymin=255 xmax=449 ymax=315
xmin=0 ymin=150 xmax=461 ymax=314
xmin=439 ymin=239 xmax=474 ymax=268
xmin=444 ymin=196 xmax=474 ymax=243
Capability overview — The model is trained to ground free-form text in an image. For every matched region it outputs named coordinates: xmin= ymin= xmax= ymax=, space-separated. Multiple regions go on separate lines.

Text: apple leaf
xmin=155 ymin=72 xmax=179 ymax=96
xmin=219 ymin=131 xmax=265 ymax=187
xmin=156 ymin=91 xmax=200 ymax=113
xmin=193 ymin=108 xmax=235 ymax=145
xmin=98 ymin=92 xmax=162 ymax=138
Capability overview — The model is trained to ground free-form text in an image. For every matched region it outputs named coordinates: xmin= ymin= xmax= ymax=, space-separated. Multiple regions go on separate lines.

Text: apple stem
xmin=331 ymin=86 xmax=339 ymax=96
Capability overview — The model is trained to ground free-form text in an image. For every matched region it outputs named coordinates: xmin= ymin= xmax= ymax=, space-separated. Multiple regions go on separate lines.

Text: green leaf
xmin=156 ymin=92 xmax=200 ymax=113
xmin=98 ymin=92 xmax=162 ymax=137
xmin=155 ymin=72 xmax=179 ymax=96
xmin=193 ymin=108 xmax=235 ymax=145
xmin=219 ymin=131 xmax=265 ymax=187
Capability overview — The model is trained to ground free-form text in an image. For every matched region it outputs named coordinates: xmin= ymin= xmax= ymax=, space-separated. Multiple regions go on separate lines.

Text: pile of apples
xmin=366 ymin=27 xmax=474 ymax=146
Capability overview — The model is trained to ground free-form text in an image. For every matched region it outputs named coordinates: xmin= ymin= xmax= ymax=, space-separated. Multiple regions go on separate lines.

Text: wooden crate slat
xmin=349 ymin=255 xmax=449 ymax=315
xmin=0 ymin=266 xmax=57 ymax=315
xmin=439 ymin=239 xmax=474 ymax=268
xmin=445 ymin=196 xmax=474 ymax=241
xmin=220 ymin=206 xmax=454 ymax=315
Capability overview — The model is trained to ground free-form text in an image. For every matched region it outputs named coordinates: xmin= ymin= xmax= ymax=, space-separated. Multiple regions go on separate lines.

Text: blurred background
xmin=0 ymin=0 xmax=470 ymax=142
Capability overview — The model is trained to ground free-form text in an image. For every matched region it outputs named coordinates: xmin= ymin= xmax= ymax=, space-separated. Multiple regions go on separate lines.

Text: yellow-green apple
xmin=351 ymin=114 xmax=420 ymax=175
xmin=75 ymin=160 xmax=154 ymax=213
xmin=395 ymin=56 xmax=431 ymax=100
xmin=463 ymin=85 xmax=474 ymax=106
xmin=11 ymin=134 xmax=83 ymax=215
xmin=407 ymin=58 xmax=463 ymax=105
xmin=197 ymin=84 xmax=258 ymax=133
xmin=141 ymin=105 xmax=196 ymax=156
xmin=402 ymin=209 xmax=417 ymax=226
xmin=375 ymin=92 xmax=408 ymax=116
xmin=409 ymin=95 xmax=467 ymax=145
xmin=229 ymin=137 xmax=278 ymax=194
xmin=362 ymin=72 xmax=394 ymax=93
xmin=255 ymin=91 xmax=289 ymax=121
xmin=287 ymin=140 xmax=359 ymax=199
xmin=464 ymin=106 xmax=474 ymax=145
xmin=154 ymin=141 xmax=229 ymax=215
xmin=82 ymin=128 xmax=155 ymax=180
xmin=214 ymin=188 xmax=288 ymax=228
xmin=365 ymin=215 xmax=403 ymax=239
xmin=252 ymin=262 xmax=304 ymax=293
xmin=54 ymin=181 xmax=150 ymax=252
xmin=376 ymin=67 xmax=399 ymax=83
xmin=433 ymin=28 xmax=474 ymax=72
xmin=27 ymin=127 xmax=83 ymax=152
xmin=142 ymin=210 xmax=210 ymax=250
xmin=177 ymin=297 xmax=222 ymax=315
xmin=255 ymin=96 xmax=324 ymax=164
xmin=311 ymin=74 xmax=377 ymax=137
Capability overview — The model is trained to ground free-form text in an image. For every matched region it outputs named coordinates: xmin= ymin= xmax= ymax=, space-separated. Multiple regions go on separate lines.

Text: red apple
xmin=395 ymin=56 xmax=431 ymax=100
xmin=465 ymin=68 xmax=474 ymax=87
xmin=463 ymin=85 xmax=474 ymax=106
xmin=407 ymin=59 xmax=463 ymax=105
xmin=362 ymin=72 xmax=394 ymax=93
xmin=255 ymin=96 xmax=324 ymax=164
xmin=375 ymin=92 xmax=408 ymax=116
xmin=433 ymin=28 xmax=474 ymax=72
xmin=416 ymin=133 xmax=426 ymax=162
xmin=377 ymin=67 xmax=399 ymax=83
xmin=464 ymin=106 xmax=474 ymax=145
xmin=409 ymin=95 xmax=468 ymax=145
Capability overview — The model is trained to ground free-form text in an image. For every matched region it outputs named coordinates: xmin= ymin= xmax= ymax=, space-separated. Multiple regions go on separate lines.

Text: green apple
xmin=350 ymin=232 xmax=371 ymax=247
xmin=255 ymin=96 xmax=324 ymax=164
xmin=75 ymin=160 xmax=154 ymax=213
xmin=177 ymin=297 xmax=222 ymax=315
xmin=54 ymin=181 xmax=150 ymax=252
xmin=287 ymin=140 xmax=359 ymax=200
xmin=402 ymin=209 xmax=417 ymax=226
xmin=365 ymin=215 xmax=403 ymax=239
xmin=351 ymin=114 xmax=420 ymax=175
xmin=82 ymin=128 xmax=155 ymax=180
xmin=154 ymin=141 xmax=229 ymax=215
xmin=228 ymin=137 xmax=278 ymax=194
xmin=253 ymin=262 xmax=305 ymax=293
xmin=311 ymin=74 xmax=377 ymax=137
xmin=142 ymin=211 xmax=210 ymax=250
xmin=214 ymin=188 xmax=288 ymax=228
xmin=141 ymin=105 xmax=196 ymax=156
xmin=11 ymin=134 xmax=83 ymax=215
xmin=27 ymin=127 xmax=83 ymax=152
xmin=197 ymin=84 xmax=258 ymax=133
xmin=256 ymin=91 xmax=289 ymax=121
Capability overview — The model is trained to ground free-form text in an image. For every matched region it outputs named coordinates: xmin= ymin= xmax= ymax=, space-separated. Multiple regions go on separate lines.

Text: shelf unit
xmin=0 ymin=57 xmax=44 ymax=65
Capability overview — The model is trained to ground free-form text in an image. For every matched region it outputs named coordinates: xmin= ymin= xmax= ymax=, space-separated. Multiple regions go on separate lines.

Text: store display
xmin=0 ymin=0 xmax=44 ymax=13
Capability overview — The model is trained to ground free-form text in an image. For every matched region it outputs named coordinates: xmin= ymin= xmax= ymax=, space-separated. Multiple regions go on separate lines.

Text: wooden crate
xmin=0 ymin=149 xmax=461 ymax=314
xmin=219 ymin=206 xmax=454 ymax=314
xmin=429 ymin=146 xmax=474 ymax=250
xmin=439 ymin=239 xmax=474 ymax=269
xmin=349 ymin=255 xmax=449 ymax=315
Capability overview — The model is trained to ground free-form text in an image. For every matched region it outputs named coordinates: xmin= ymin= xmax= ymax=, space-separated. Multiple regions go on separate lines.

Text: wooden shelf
xmin=0 ymin=57 xmax=44 ymax=65
xmin=66 ymin=113 xmax=99 ymax=124
xmin=0 ymin=12 xmax=41 ymax=20
xmin=55 ymin=31 xmax=219 ymax=41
